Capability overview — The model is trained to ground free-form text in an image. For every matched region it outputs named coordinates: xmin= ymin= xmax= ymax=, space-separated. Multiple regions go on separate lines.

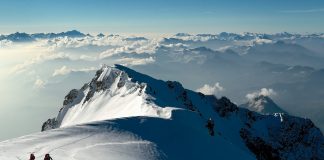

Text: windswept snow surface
xmin=0 ymin=110 xmax=254 ymax=160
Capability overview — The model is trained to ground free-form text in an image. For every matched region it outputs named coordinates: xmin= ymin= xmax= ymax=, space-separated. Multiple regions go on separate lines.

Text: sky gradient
xmin=0 ymin=0 xmax=324 ymax=35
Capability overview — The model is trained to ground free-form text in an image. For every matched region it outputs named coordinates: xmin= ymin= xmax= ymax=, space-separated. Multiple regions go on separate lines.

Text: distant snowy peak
xmin=0 ymin=30 xmax=86 ymax=42
xmin=124 ymin=37 xmax=148 ymax=41
xmin=33 ymin=30 xmax=86 ymax=39
xmin=240 ymin=95 xmax=287 ymax=115
xmin=97 ymin=33 xmax=105 ymax=37
xmin=174 ymin=33 xmax=192 ymax=37
xmin=55 ymin=30 xmax=85 ymax=38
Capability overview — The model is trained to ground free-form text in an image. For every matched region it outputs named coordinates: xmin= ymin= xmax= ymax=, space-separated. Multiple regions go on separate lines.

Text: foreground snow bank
xmin=0 ymin=110 xmax=254 ymax=160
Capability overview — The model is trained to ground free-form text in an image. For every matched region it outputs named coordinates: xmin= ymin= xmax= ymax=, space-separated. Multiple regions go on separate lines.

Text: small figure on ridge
xmin=44 ymin=153 xmax=53 ymax=160
xmin=29 ymin=153 xmax=35 ymax=160
xmin=206 ymin=118 xmax=215 ymax=136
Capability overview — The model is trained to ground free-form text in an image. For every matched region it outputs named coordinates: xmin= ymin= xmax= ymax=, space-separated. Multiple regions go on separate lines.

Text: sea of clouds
xmin=1 ymin=31 xmax=324 ymax=140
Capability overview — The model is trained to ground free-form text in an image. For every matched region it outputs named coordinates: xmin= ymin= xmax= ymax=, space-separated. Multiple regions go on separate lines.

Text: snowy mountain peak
xmin=43 ymin=64 xmax=204 ymax=131
xmin=240 ymin=95 xmax=287 ymax=115
xmin=97 ymin=33 xmax=105 ymax=37
xmin=44 ymin=65 xmax=183 ymax=129
xmin=174 ymin=33 xmax=192 ymax=37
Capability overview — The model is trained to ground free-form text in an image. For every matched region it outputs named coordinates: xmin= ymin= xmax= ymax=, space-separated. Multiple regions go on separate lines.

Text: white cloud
xmin=79 ymin=55 xmax=97 ymax=61
xmin=173 ymin=34 xmax=215 ymax=42
xmin=246 ymin=88 xmax=276 ymax=100
xmin=34 ymin=78 xmax=46 ymax=89
xmin=43 ymin=35 xmax=161 ymax=56
xmin=0 ymin=40 xmax=12 ymax=47
xmin=99 ymin=39 xmax=160 ymax=59
xmin=44 ymin=36 xmax=120 ymax=50
xmin=52 ymin=66 xmax=71 ymax=77
xmin=196 ymin=82 xmax=224 ymax=95
xmin=99 ymin=47 xmax=128 ymax=59
xmin=52 ymin=66 xmax=97 ymax=77
xmin=253 ymin=38 xmax=273 ymax=45
xmin=160 ymin=43 xmax=188 ymax=51
xmin=8 ymin=35 xmax=162 ymax=77
xmin=116 ymin=57 xmax=155 ymax=66
xmin=10 ymin=53 xmax=73 ymax=74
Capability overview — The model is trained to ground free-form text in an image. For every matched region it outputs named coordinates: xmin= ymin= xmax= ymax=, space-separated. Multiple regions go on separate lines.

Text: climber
xmin=206 ymin=118 xmax=215 ymax=136
xmin=44 ymin=153 xmax=53 ymax=160
xmin=29 ymin=153 xmax=35 ymax=160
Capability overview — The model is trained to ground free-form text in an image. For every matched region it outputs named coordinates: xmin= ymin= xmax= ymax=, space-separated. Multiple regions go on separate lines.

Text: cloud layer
xmin=246 ymin=88 xmax=277 ymax=100
xmin=196 ymin=82 xmax=224 ymax=96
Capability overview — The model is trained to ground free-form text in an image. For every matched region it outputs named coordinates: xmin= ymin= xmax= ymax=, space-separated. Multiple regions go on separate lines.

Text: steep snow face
xmin=240 ymin=95 xmax=287 ymax=115
xmin=44 ymin=64 xmax=225 ymax=130
xmin=53 ymin=65 xmax=175 ymax=128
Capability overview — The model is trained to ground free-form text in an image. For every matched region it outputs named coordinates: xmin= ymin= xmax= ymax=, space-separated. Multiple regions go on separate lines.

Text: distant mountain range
xmin=1 ymin=30 xmax=324 ymax=42
xmin=0 ymin=30 xmax=86 ymax=42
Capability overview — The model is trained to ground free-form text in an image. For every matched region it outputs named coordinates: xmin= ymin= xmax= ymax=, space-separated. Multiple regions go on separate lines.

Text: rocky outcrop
xmin=213 ymin=97 xmax=238 ymax=117
xmin=239 ymin=111 xmax=324 ymax=160
xmin=41 ymin=118 xmax=58 ymax=131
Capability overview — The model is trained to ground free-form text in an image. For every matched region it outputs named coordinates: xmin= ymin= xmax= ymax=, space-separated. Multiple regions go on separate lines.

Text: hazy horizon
xmin=1 ymin=0 xmax=324 ymax=34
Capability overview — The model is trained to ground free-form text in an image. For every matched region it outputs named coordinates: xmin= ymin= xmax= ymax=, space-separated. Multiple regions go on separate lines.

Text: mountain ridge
xmin=40 ymin=64 xmax=323 ymax=160
xmin=1 ymin=64 xmax=323 ymax=160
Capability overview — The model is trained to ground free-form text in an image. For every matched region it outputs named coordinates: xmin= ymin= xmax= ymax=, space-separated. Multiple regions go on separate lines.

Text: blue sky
xmin=0 ymin=0 xmax=323 ymax=34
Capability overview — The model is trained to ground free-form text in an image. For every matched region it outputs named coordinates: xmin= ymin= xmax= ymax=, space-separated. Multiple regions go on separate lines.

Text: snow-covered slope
xmin=1 ymin=65 xmax=323 ymax=160
xmin=239 ymin=95 xmax=287 ymax=115
xmin=0 ymin=110 xmax=255 ymax=160
xmin=54 ymin=65 xmax=174 ymax=128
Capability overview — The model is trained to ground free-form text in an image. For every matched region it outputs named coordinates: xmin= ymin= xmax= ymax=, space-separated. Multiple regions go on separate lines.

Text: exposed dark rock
xmin=240 ymin=128 xmax=280 ymax=160
xmin=213 ymin=96 xmax=238 ymax=117
xmin=63 ymin=89 xmax=79 ymax=105
xmin=240 ymin=113 xmax=324 ymax=160
xmin=41 ymin=118 xmax=58 ymax=132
